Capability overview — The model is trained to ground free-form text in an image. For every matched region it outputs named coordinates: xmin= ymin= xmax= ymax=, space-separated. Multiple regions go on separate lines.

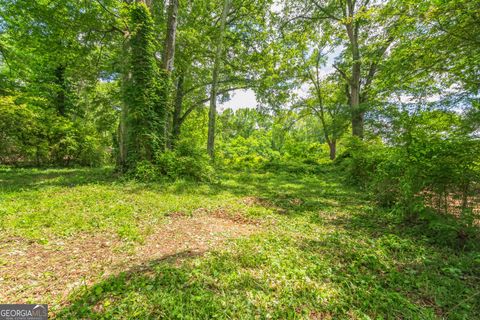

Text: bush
xmin=155 ymin=141 xmax=215 ymax=182
xmin=0 ymin=96 xmax=39 ymax=164
xmin=128 ymin=142 xmax=215 ymax=183
xmin=262 ymin=158 xmax=323 ymax=174
xmin=217 ymin=135 xmax=275 ymax=170
xmin=0 ymin=96 xmax=110 ymax=167
xmin=335 ymin=136 xmax=387 ymax=188
xmin=131 ymin=160 xmax=160 ymax=181
xmin=337 ymin=110 xmax=480 ymax=245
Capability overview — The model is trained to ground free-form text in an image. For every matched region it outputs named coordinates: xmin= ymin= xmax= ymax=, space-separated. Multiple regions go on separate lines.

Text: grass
xmin=0 ymin=167 xmax=242 ymax=243
xmin=1 ymin=166 xmax=479 ymax=319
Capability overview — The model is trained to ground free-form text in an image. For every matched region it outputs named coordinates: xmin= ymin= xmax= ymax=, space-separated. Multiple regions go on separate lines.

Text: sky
xmin=218 ymin=46 xmax=341 ymax=112
xmin=218 ymin=89 xmax=258 ymax=112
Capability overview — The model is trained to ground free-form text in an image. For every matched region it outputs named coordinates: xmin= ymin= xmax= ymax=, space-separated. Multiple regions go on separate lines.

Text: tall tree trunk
xmin=162 ymin=0 xmax=178 ymax=72
xmin=161 ymin=0 xmax=178 ymax=149
xmin=118 ymin=101 xmax=128 ymax=170
xmin=171 ymin=73 xmax=184 ymax=148
xmin=347 ymin=27 xmax=363 ymax=138
xmin=117 ymin=23 xmax=131 ymax=171
xmin=54 ymin=65 xmax=67 ymax=116
xmin=207 ymin=0 xmax=231 ymax=159
xmin=118 ymin=2 xmax=158 ymax=170
xmin=345 ymin=0 xmax=364 ymax=139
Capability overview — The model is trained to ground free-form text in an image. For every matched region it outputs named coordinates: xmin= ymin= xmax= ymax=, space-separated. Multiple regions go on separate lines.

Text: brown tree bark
xmin=162 ymin=0 xmax=179 ymax=149
xmin=328 ymin=140 xmax=337 ymax=160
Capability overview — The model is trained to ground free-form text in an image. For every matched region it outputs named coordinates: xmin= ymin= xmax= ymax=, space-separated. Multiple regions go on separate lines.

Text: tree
xmin=281 ymin=0 xmax=397 ymax=138
xmin=161 ymin=0 xmax=179 ymax=149
xmin=119 ymin=2 xmax=160 ymax=169
xmin=207 ymin=0 xmax=232 ymax=159
xmin=168 ymin=0 xmax=273 ymax=148
xmin=303 ymin=81 xmax=349 ymax=160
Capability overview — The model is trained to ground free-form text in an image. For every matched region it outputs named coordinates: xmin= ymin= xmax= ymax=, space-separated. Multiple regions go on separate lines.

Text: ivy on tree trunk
xmin=119 ymin=2 xmax=162 ymax=171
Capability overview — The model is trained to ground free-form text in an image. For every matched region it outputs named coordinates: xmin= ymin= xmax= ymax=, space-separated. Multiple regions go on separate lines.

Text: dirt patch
xmin=421 ymin=189 xmax=480 ymax=224
xmin=0 ymin=212 xmax=258 ymax=308
xmin=241 ymin=196 xmax=274 ymax=208
xmin=240 ymin=196 xmax=288 ymax=214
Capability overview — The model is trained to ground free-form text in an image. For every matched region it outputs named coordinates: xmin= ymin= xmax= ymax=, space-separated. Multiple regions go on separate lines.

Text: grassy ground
xmin=0 ymin=166 xmax=479 ymax=319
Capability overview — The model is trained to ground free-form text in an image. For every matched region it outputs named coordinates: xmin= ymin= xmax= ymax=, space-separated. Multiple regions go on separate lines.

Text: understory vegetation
xmin=0 ymin=167 xmax=478 ymax=319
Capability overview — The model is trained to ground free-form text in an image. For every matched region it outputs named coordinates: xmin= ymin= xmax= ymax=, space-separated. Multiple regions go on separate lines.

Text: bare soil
xmin=0 ymin=211 xmax=258 ymax=307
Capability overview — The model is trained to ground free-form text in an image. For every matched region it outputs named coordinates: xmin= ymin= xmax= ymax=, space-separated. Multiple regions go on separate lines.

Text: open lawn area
xmin=1 ymin=167 xmax=478 ymax=319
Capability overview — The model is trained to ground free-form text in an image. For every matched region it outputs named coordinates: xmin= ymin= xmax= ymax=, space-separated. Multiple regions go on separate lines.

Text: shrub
xmin=262 ymin=158 xmax=323 ymax=174
xmin=338 ymin=110 xmax=480 ymax=245
xmin=131 ymin=160 xmax=160 ymax=181
xmin=0 ymin=96 xmax=111 ymax=167
xmin=0 ymin=97 xmax=39 ymax=164
xmin=49 ymin=117 xmax=109 ymax=167
xmin=155 ymin=141 xmax=215 ymax=182
xmin=335 ymin=136 xmax=387 ymax=188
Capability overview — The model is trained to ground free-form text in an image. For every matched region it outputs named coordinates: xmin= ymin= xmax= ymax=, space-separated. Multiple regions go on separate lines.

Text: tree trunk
xmin=347 ymin=31 xmax=363 ymax=138
xmin=162 ymin=0 xmax=178 ymax=72
xmin=171 ymin=73 xmax=184 ymax=148
xmin=118 ymin=103 xmax=127 ymax=170
xmin=160 ymin=0 xmax=178 ymax=150
xmin=117 ymin=22 xmax=131 ymax=171
xmin=345 ymin=0 xmax=364 ymax=139
xmin=54 ymin=65 xmax=67 ymax=116
xmin=207 ymin=0 xmax=231 ymax=159
xmin=328 ymin=140 xmax=336 ymax=160
xmin=119 ymin=2 xmax=158 ymax=170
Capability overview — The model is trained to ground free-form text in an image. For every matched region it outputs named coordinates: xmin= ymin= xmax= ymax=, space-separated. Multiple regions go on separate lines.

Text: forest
xmin=0 ymin=0 xmax=479 ymax=318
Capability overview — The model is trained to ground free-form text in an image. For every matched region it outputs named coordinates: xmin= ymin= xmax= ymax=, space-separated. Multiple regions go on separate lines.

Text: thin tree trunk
xmin=328 ymin=140 xmax=336 ymax=160
xmin=207 ymin=0 xmax=231 ymax=159
xmin=54 ymin=65 xmax=67 ymax=116
xmin=171 ymin=73 xmax=184 ymax=148
xmin=161 ymin=0 xmax=178 ymax=149
xmin=117 ymin=16 xmax=131 ymax=171
xmin=118 ymin=105 xmax=127 ymax=170
xmin=347 ymin=29 xmax=363 ymax=138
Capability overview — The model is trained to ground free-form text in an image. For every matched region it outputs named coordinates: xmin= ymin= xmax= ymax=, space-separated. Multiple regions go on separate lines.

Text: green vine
xmin=120 ymin=2 xmax=165 ymax=171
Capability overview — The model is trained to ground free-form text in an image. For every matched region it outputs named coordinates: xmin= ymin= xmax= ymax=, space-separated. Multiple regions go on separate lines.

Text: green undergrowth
xmin=0 ymin=167 xmax=243 ymax=243
xmin=1 ymin=166 xmax=478 ymax=318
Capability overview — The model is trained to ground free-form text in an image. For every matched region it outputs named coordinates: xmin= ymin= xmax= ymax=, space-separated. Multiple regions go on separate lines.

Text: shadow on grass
xmin=4 ymin=166 xmax=478 ymax=318
xmin=0 ymin=165 xmax=366 ymax=216
xmin=56 ymin=214 xmax=479 ymax=319
xmin=0 ymin=167 xmax=117 ymax=192
xmin=54 ymin=168 xmax=479 ymax=319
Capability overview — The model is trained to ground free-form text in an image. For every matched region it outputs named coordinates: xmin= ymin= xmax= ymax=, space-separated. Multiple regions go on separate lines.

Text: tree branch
xmin=179 ymin=85 xmax=252 ymax=123
xmin=311 ymin=0 xmax=341 ymax=21
xmin=333 ymin=64 xmax=352 ymax=85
